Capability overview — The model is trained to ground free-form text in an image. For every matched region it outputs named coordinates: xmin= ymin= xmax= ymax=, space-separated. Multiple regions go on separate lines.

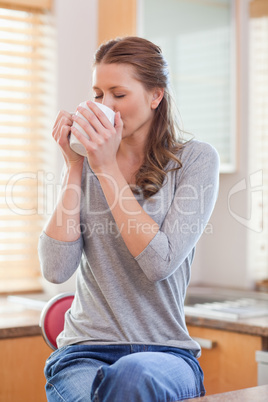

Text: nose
xmin=101 ymin=95 xmax=115 ymax=112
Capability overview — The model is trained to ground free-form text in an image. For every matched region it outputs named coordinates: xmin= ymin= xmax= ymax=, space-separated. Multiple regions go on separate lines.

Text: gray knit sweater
xmin=38 ymin=140 xmax=219 ymax=357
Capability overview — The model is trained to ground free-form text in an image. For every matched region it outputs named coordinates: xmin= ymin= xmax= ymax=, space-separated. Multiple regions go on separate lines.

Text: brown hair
xmin=94 ymin=36 xmax=184 ymax=198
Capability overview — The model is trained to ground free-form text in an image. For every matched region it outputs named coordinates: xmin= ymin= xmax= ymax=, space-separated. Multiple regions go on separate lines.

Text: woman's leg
xmin=44 ymin=346 xmax=109 ymax=402
xmin=91 ymin=347 xmax=205 ymax=402
xmin=44 ymin=345 xmax=204 ymax=401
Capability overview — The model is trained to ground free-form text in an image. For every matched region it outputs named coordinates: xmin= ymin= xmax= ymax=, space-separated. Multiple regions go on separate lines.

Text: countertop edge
xmin=0 ymin=325 xmax=42 ymax=339
xmin=186 ymin=315 xmax=268 ymax=337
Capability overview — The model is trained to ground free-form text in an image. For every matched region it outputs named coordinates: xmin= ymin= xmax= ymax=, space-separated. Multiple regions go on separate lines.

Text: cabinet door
xmin=98 ymin=0 xmax=136 ymax=44
xmin=0 ymin=336 xmax=51 ymax=402
xmin=188 ymin=325 xmax=262 ymax=395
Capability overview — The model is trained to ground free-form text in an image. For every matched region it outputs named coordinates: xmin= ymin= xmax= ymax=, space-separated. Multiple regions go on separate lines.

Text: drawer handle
xmin=193 ymin=337 xmax=217 ymax=350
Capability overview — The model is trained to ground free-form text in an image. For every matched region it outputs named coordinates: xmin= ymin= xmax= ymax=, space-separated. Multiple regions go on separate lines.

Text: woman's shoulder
xmin=178 ymin=138 xmax=218 ymax=157
xmin=176 ymin=139 xmax=220 ymax=167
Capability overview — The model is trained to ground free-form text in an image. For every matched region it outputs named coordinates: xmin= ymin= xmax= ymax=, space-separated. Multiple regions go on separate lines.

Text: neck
xmin=118 ymin=136 xmax=147 ymax=164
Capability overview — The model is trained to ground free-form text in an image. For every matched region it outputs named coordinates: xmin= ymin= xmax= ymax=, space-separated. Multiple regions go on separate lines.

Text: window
xmin=0 ymin=2 xmax=56 ymax=293
xmin=248 ymin=0 xmax=268 ymax=283
xmin=138 ymin=0 xmax=236 ymax=172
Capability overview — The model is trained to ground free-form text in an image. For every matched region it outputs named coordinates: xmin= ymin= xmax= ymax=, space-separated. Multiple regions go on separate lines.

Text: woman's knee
xmin=91 ymin=353 xmax=168 ymax=401
xmin=91 ymin=352 xmax=205 ymax=402
xmin=111 ymin=353 xmax=154 ymax=384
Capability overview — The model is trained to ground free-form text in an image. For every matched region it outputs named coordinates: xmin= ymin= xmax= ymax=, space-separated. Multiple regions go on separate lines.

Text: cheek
xmin=118 ymin=104 xmax=136 ymax=125
xmin=119 ymin=95 xmax=151 ymax=128
xmin=128 ymin=102 xmax=148 ymax=120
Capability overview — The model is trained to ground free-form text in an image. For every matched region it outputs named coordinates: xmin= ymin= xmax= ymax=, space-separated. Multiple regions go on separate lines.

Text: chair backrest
xmin=39 ymin=293 xmax=74 ymax=350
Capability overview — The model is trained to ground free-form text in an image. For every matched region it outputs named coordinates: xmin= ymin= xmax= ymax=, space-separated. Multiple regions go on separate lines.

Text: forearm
xmin=44 ymin=162 xmax=84 ymax=242
xmin=97 ymin=165 xmax=159 ymax=257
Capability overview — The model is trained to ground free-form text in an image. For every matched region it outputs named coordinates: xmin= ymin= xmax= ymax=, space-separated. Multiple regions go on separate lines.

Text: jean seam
xmin=92 ymin=367 xmax=104 ymax=402
xmin=92 ymin=392 xmax=99 ymax=402
xmin=97 ymin=367 xmax=104 ymax=381
xmin=45 ymin=345 xmax=69 ymax=380
xmin=47 ymin=382 xmax=67 ymax=402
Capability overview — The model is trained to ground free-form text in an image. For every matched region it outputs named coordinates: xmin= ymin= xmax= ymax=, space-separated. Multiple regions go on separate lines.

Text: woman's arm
xmin=38 ymin=163 xmax=84 ymax=283
xmin=44 ymin=110 xmax=84 ymax=242
xmin=71 ymin=102 xmax=160 ymax=257
xmin=44 ymin=163 xmax=84 ymax=242
xmin=97 ymin=164 xmax=160 ymax=257
xmin=38 ymin=110 xmax=85 ymax=283
xmin=135 ymin=141 xmax=220 ymax=282
xmin=97 ymin=142 xmax=219 ymax=280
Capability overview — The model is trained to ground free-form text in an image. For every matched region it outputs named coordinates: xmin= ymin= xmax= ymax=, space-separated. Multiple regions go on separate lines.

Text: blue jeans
xmin=44 ymin=344 xmax=205 ymax=401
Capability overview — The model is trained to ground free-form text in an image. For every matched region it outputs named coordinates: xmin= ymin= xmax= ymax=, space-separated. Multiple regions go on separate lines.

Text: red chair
xmin=39 ymin=293 xmax=74 ymax=350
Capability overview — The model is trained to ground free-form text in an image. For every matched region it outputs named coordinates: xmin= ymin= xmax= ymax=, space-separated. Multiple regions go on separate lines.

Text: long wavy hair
xmin=94 ymin=36 xmax=184 ymax=198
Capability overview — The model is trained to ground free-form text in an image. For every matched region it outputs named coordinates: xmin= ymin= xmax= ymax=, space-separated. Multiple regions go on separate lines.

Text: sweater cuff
xmin=39 ymin=231 xmax=82 ymax=247
xmin=135 ymin=231 xmax=169 ymax=263
xmin=38 ymin=231 xmax=83 ymax=283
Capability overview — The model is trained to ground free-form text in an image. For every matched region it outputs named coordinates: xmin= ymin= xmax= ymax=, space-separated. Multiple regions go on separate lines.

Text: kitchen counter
xmin=0 ymin=294 xmax=48 ymax=339
xmin=0 ymin=286 xmax=268 ymax=339
xmin=186 ymin=314 xmax=268 ymax=338
xmin=183 ymin=384 xmax=268 ymax=401
xmin=185 ymin=286 xmax=268 ymax=339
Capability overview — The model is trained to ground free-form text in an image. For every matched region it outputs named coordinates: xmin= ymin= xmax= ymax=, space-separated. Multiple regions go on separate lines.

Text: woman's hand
xmin=52 ymin=110 xmax=84 ymax=167
xmin=70 ymin=101 xmax=123 ymax=174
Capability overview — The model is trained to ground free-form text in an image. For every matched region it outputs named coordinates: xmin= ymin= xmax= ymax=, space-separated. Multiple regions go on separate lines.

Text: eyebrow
xmin=93 ymin=85 xmax=128 ymax=91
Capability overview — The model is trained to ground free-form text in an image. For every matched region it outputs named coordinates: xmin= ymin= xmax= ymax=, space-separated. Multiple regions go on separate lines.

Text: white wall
xmin=54 ymin=0 xmax=98 ymax=112
xmin=42 ymin=0 xmax=98 ymax=295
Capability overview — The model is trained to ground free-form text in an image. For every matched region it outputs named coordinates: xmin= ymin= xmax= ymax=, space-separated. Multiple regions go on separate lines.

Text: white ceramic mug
xmin=70 ymin=101 xmax=115 ymax=156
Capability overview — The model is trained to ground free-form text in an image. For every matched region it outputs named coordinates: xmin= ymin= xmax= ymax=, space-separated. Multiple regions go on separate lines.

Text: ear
xmin=151 ymin=88 xmax=164 ymax=110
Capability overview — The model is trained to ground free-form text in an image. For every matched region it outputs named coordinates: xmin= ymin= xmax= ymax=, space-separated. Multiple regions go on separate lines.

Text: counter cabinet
xmin=0 ymin=328 xmax=265 ymax=401
xmin=188 ymin=325 xmax=263 ymax=395
xmin=0 ymin=335 xmax=51 ymax=402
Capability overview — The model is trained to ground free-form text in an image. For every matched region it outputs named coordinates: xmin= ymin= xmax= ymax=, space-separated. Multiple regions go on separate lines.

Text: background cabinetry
xmin=188 ymin=325 xmax=262 ymax=395
xmin=0 ymin=335 xmax=51 ymax=402
xmin=0 ymin=324 xmax=265 ymax=400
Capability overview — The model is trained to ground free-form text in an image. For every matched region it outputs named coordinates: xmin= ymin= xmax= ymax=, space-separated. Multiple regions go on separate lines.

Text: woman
xmin=39 ymin=36 xmax=219 ymax=401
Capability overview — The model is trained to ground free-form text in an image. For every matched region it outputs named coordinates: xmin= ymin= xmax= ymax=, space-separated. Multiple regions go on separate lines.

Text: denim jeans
xmin=44 ymin=344 xmax=205 ymax=402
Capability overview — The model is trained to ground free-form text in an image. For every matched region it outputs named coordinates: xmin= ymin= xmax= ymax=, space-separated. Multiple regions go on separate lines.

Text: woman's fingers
xmin=85 ymin=101 xmax=113 ymax=130
xmin=71 ymin=109 xmax=123 ymax=172
xmin=58 ymin=124 xmax=72 ymax=147
xmin=75 ymin=102 xmax=115 ymax=136
xmin=51 ymin=110 xmax=84 ymax=165
xmin=114 ymin=111 xmax=123 ymax=134
xmin=72 ymin=114 xmax=107 ymax=145
xmin=70 ymin=125 xmax=98 ymax=151
xmin=53 ymin=111 xmax=73 ymax=141
xmin=53 ymin=110 xmax=72 ymax=130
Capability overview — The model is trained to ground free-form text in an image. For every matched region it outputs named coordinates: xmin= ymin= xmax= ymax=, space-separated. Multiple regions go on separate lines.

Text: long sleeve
xmin=38 ymin=231 xmax=83 ymax=283
xmin=135 ymin=141 xmax=220 ymax=282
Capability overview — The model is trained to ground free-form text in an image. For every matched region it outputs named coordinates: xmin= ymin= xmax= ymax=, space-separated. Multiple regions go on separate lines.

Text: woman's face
xmin=92 ymin=63 xmax=157 ymax=140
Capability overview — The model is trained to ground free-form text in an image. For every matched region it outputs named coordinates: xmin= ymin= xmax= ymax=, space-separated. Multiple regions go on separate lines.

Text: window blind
xmin=248 ymin=12 xmax=268 ymax=282
xmin=1 ymin=0 xmax=52 ymax=10
xmin=0 ymin=6 xmax=56 ymax=293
